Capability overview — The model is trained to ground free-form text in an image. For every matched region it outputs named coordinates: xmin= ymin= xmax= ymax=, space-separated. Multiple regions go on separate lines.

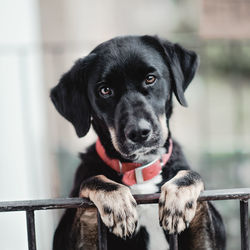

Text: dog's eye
xmin=145 ymin=75 xmax=156 ymax=85
xmin=99 ymin=86 xmax=113 ymax=97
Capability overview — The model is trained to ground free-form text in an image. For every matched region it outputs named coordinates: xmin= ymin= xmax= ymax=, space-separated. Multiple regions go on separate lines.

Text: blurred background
xmin=0 ymin=0 xmax=249 ymax=249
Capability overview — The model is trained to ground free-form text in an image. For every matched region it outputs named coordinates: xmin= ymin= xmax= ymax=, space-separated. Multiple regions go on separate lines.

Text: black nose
xmin=125 ymin=119 xmax=152 ymax=143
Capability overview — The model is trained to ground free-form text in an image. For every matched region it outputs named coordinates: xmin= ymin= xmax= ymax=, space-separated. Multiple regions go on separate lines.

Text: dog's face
xmin=87 ymin=38 xmax=171 ymax=162
xmin=51 ymin=36 xmax=198 ymax=163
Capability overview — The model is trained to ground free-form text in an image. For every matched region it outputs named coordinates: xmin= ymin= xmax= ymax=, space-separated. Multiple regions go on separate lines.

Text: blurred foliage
xmin=200 ymin=41 xmax=250 ymax=78
xmin=170 ymin=36 xmax=250 ymax=79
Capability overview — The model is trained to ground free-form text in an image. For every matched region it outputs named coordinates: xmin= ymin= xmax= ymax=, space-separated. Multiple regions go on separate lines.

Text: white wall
xmin=0 ymin=0 xmax=55 ymax=249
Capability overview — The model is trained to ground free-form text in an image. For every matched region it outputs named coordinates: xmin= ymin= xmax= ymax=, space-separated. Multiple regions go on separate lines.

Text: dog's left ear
xmin=161 ymin=40 xmax=199 ymax=107
xmin=50 ymin=54 xmax=95 ymax=137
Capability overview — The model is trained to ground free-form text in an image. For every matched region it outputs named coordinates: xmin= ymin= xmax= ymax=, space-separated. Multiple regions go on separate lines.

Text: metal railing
xmin=0 ymin=188 xmax=249 ymax=250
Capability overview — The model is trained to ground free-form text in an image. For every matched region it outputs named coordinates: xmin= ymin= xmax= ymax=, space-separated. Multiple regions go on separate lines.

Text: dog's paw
xmin=97 ymin=185 xmax=138 ymax=238
xmin=159 ymin=170 xmax=204 ymax=234
xmin=85 ymin=182 xmax=138 ymax=239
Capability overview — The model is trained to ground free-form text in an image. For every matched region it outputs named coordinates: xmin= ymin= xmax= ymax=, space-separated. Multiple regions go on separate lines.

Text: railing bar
xmin=0 ymin=188 xmax=250 ymax=212
xmin=169 ymin=234 xmax=178 ymax=250
xmin=135 ymin=188 xmax=250 ymax=204
xmin=0 ymin=188 xmax=248 ymax=250
xmin=26 ymin=210 xmax=37 ymax=250
xmin=0 ymin=197 xmax=93 ymax=212
xmin=97 ymin=211 xmax=107 ymax=250
xmin=240 ymin=200 xmax=249 ymax=250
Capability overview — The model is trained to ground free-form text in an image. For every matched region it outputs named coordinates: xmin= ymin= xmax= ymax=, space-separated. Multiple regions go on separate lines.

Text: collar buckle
xmin=134 ymin=158 xmax=158 ymax=184
xmin=118 ymin=160 xmax=122 ymax=173
xmin=135 ymin=167 xmax=144 ymax=184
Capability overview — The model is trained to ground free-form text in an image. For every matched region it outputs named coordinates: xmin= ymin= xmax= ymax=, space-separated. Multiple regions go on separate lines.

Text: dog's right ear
xmin=50 ymin=54 xmax=96 ymax=137
xmin=160 ymin=41 xmax=199 ymax=107
xmin=141 ymin=35 xmax=199 ymax=107
xmin=165 ymin=43 xmax=199 ymax=107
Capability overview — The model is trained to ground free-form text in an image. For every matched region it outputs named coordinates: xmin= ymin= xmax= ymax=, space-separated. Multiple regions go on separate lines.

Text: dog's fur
xmin=51 ymin=35 xmax=226 ymax=250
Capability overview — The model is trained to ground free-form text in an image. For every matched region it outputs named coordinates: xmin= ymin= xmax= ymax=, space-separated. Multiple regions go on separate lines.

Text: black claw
xmin=121 ymin=224 xmax=125 ymax=237
xmin=159 ymin=217 xmax=163 ymax=227
xmin=130 ymin=230 xmax=136 ymax=239
xmin=184 ymin=219 xmax=189 ymax=228
xmin=159 ymin=201 xmax=164 ymax=207
xmin=165 ymin=220 xmax=169 ymax=228
xmin=174 ymin=219 xmax=179 ymax=232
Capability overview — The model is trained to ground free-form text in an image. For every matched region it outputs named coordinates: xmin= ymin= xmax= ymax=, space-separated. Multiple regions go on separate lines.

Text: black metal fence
xmin=0 ymin=188 xmax=249 ymax=250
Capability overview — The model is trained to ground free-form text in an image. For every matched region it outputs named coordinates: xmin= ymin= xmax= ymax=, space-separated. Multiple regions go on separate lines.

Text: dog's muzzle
xmin=113 ymin=92 xmax=164 ymax=159
xmin=124 ymin=119 xmax=152 ymax=143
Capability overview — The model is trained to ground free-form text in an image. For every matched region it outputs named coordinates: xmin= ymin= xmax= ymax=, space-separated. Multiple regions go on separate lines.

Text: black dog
xmin=51 ymin=35 xmax=226 ymax=250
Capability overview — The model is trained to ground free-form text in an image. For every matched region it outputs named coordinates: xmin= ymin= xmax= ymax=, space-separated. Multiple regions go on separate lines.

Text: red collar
xmin=95 ymin=139 xmax=173 ymax=186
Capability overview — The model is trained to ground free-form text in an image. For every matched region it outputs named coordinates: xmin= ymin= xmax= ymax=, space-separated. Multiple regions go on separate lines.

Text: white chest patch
xmin=130 ymin=173 xmax=162 ymax=195
xmin=129 ymin=174 xmax=169 ymax=250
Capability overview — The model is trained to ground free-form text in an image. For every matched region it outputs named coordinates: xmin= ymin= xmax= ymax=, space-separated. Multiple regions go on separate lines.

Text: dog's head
xmin=51 ymin=36 xmax=198 ymax=163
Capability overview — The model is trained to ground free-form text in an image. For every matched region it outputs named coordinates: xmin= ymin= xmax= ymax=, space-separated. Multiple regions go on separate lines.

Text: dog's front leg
xmin=70 ymin=207 xmax=98 ymax=250
xmin=79 ymin=175 xmax=138 ymax=240
xmin=159 ymin=170 xmax=204 ymax=234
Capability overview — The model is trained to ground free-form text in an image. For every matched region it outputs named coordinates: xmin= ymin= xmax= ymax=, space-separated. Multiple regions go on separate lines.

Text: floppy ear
xmin=161 ymin=41 xmax=199 ymax=106
xmin=50 ymin=54 xmax=95 ymax=137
